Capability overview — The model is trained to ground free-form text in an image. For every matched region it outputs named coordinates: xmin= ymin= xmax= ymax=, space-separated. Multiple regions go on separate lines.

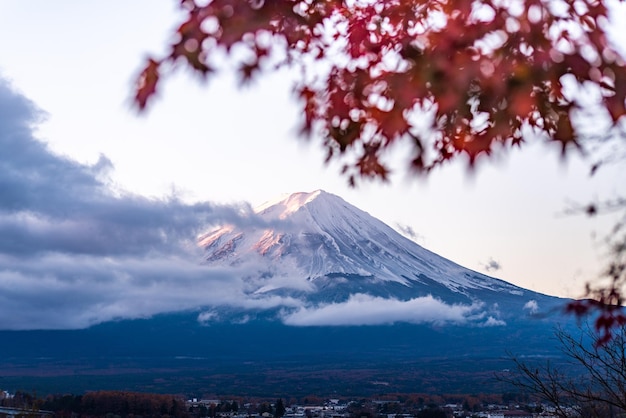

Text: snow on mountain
xmin=202 ymin=190 xmax=516 ymax=293
xmin=198 ymin=190 xmax=563 ymax=326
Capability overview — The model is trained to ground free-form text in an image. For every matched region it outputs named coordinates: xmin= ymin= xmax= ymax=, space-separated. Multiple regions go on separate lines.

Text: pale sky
xmin=0 ymin=0 xmax=624 ymax=327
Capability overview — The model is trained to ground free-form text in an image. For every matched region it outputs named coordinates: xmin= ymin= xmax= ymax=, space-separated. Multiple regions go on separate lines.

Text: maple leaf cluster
xmin=135 ymin=0 xmax=626 ymax=184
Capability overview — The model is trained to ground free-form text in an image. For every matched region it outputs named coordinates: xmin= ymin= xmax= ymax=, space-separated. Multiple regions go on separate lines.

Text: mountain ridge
xmin=201 ymin=189 xmax=504 ymax=288
xmin=197 ymin=190 xmax=565 ymax=328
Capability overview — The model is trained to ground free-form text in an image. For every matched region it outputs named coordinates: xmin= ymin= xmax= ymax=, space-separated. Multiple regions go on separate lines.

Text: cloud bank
xmin=280 ymin=294 xmax=498 ymax=327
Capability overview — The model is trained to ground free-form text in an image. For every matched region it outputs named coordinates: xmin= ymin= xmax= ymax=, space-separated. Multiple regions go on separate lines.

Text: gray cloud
xmin=0 ymin=251 xmax=305 ymax=329
xmin=0 ymin=78 xmax=295 ymax=329
xmin=395 ymin=223 xmax=424 ymax=243
xmin=482 ymin=257 xmax=502 ymax=272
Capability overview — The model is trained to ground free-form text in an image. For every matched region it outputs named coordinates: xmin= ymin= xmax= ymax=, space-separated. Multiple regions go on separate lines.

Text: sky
xmin=0 ymin=1 xmax=624 ymax=329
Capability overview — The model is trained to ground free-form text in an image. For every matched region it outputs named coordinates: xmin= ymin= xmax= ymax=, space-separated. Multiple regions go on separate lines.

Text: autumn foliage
xmin=136 ymin=0 xmax=626 ymax=182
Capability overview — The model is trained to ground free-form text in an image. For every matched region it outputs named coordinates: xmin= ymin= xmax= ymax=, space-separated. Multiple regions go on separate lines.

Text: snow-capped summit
xmin=254 ymin=189 xmax=327 ymax=219
xmin=199 ymin=190 xmax=560 ymax=321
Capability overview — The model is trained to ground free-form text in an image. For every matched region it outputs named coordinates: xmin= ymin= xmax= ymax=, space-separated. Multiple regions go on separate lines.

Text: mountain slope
xmin=198 ymin=190 xmax=565 ymax=327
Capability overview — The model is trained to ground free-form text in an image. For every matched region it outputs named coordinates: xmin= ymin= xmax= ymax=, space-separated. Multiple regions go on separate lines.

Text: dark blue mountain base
xmin=0 ymin=309 xmax=576 ymax=395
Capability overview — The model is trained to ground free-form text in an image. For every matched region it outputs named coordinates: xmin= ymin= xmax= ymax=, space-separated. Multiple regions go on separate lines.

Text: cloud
xmin=279 ymin=294 xmax=489 ymax=326
xmin=481 ymin=316 xmax=507 ymax=327
xmin=0 ymin=78 xmax=298 ymax=330
xmin=482 ymin=257 xmax=502 ymax=272
xmin=197 ymin=311 xmax=218 ymax=325
xmin=395 ymin=223 xmax=424 ymax=243
xmin=523 ymin=300 xmax=539 ymax=314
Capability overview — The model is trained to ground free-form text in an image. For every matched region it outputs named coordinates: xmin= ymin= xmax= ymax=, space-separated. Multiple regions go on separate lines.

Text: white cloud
xmin=524 ymin=300 xmax=539 ymax=314
xmin=280 ymin=294 xmax=489 ymax=326
xmin=481 ymin=316 xmax=507 ymax=327
xmin=197 ymin=311 xmax=218 ymax=325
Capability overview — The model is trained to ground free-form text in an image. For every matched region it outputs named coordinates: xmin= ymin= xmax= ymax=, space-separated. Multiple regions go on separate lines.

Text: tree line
xmin=0 ymin=391 xmax=189 ymax=418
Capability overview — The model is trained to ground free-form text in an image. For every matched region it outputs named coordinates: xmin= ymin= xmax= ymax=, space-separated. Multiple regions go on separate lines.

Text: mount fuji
xmin=0 ymin=190 xmax=576 ymax=395
xmin=197 ymin=189 xmax=564 ymax=328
